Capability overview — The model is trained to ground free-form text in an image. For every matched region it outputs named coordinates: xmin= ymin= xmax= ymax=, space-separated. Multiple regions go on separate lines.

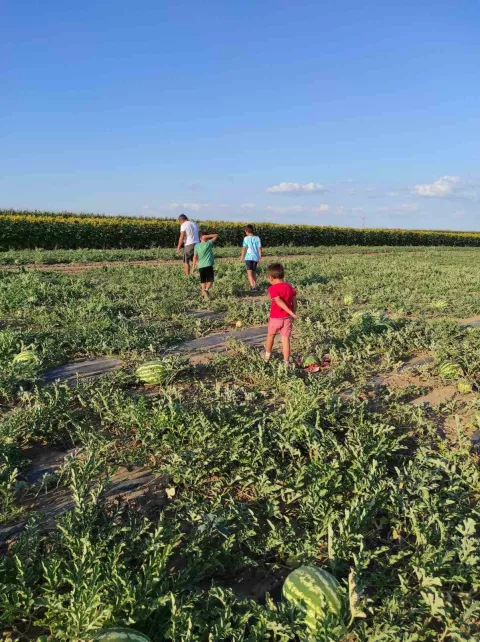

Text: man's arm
xmin=274 ymin=296 xmax=298 ymax=319
xmin=176 ymin=231 xmax=185 ymax=253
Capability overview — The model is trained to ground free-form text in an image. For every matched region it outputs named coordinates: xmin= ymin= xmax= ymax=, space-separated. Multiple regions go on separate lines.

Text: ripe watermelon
xmin=135 ymin=361 xmax=169 ymax=384
xmin=283 ymin=565 xmax=344 ymax=630
xmin=12 ymin=350 xmax=38 ymax=366
xmin=431 ymin=300 xmax=448 ymax=310
xmin=438 ymin=362 xmax=461 ymax=380
xmin=343 ymin=295 xmax=354 ymax=306
xmin=303 ymin=354 xmax=319 ymax=367
xmin=92 ymin=628 xmax=151 ymax=642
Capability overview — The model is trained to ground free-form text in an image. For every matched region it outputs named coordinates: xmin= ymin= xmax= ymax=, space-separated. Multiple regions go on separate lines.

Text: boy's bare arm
xmin=240 ymin=247 xmax=246 ymax=261
xmin=274 ymin=296 xmax=298 ymax=319
xmin=292 ymin=296 xmax=297 ymax=313
xmin=259 ymin=246 xmax=262 ymax=261
xmin=206 ymin=234 xmax=218 ymax=242
xmin=192 ymin=254 xmax=198 ymax=271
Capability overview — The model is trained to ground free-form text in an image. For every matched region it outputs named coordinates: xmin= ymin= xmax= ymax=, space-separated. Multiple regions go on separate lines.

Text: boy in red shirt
xmin=265 ymin=263 xmax=297 ymax=364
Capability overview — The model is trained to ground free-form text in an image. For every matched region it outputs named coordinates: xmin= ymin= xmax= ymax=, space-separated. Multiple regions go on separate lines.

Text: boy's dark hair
xmin=244 ymin=224 xmax=254 ymax=234
xmin=199 ymin=230 xmax=208 ymax=237
xmin=267 ymin=263 xmax=284 ymax=279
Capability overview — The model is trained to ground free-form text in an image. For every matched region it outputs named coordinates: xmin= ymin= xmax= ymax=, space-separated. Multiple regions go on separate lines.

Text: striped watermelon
xmin=12 ymin=350 xmax=38 ymax=366
xmin=431 ymin=300 xmax=448 ymax=311
xmin=343 ymin=295 xmax=354 ymax=306
xmin=283 ymin=565 xmax=344 ymax=630
xmin=92 ymin=628 xmax=151 ymax=642
xmin=438 ymin=362 xmax=461 ymax=380
xmin=303 ymin=354 xmax=319 ymax=367
xmin=135 ymin=361 xmax=168 ymax=384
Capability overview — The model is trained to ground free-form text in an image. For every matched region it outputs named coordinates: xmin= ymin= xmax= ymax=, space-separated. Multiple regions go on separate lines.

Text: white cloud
xmin=312 ymin=204 xmax=330 ymax=213
xmin=166 ymin=202 xmax=215 ymax=212
xmin=376 ymin=203 xmax=418 ymax=213
xmin=266 ymin=181 xmax=328 ymax=194
xmin=265 ymin=204 xmax=329 ymax=214
xmin=413 ymin=175 xmax=460 ymax=197
xmin=241 ymin=202 xmax=255 ymax=209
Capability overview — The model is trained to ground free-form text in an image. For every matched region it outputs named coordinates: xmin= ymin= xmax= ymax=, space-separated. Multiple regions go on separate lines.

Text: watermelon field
xmin=1 ymin=246 xmax=479 ymax=641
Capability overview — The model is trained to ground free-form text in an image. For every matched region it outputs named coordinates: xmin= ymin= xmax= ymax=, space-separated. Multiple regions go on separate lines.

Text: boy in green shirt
xmin=192 ymin=231 xmax=218 ymax=298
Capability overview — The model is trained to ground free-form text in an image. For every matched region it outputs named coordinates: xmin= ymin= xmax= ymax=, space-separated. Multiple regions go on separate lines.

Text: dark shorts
xmin=199 ymin=266 xmax=214 ymax=283
xmin=183 ymin=244 xmax=196 ymax=263
xmin=245 ymin=260 xmax=258 ymax=272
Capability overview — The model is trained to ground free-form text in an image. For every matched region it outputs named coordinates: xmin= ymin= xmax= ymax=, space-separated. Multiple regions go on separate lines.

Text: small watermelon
xmin=92 ymin=628 xmax=151 ymax=642
xmin=12 ymin=350 xmax=38 ymax=366
xmin=438 ymin=362 xmax=462 ymax=380
xmin=343 ymin=295 xmax=354 ymax=306
xmin=303 ymin=354 xmax=319 ymax=368
xmin=457 ymin=380 xmax=473 ymax=394
xmin=236 ymin=320 xmax=243 ymax=328
xmin=283 ymin=565 xmax=344 ymax=631
xmin=135 ymin=361 xmax=169 ymax=384
xmin=431 ymin=300 xmax=448 ymax=310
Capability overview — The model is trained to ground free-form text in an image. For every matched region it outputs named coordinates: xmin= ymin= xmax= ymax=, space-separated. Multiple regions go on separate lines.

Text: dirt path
xmin=0 ymin=248 xmax=442 ymax=273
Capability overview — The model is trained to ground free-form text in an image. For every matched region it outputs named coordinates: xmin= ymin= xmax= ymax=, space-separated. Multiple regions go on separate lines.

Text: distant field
xmin=2 ymin=208 xmax=480 ymax=250
xmin=0 ymin=243 xmax=476 ymax=266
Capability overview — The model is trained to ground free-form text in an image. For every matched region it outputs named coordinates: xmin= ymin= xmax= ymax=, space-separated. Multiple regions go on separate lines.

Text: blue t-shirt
xmin=243 ymin=235 xmax=262 ymax=262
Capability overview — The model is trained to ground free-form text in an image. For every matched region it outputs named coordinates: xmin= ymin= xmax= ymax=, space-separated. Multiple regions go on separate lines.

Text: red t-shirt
xmin=268 ymin=282 xmax=297 ymax=318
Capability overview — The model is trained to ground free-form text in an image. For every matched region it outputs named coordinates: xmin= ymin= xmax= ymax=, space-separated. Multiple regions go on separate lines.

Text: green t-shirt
xmin=194 ymin=239 xmax=215 ymax=269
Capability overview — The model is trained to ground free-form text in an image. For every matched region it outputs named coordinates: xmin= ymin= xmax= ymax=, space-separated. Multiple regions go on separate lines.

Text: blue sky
xmin=2 ymin=0 xmax=479 ymax=230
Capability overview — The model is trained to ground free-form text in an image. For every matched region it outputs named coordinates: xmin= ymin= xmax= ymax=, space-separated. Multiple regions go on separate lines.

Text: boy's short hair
xmin=244 ymin=224 xmax=254 ymax=234
xmin=199 ymin=230 xmax=208 ymax=237
xmin=267 ymin=262 xmax=284 ymax=279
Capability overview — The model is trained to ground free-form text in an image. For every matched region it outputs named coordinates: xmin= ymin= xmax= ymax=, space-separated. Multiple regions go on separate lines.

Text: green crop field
xmin=1 ymin=248 xmax=479 ymax=641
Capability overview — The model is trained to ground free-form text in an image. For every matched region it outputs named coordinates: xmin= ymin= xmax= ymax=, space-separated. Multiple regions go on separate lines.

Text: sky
xmin=1 ymin=0 xmax=479 ymax=230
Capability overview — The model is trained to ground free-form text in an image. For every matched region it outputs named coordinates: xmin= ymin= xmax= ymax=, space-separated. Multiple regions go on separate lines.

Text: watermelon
xmin=457 ymin=380 xmax=473 ymax=394
xmin=431 ymin=300 xmax=448 ymax=310
xmin=283 ymin=565 xmax=344 ymax=630
xmin=343 ymin=295 xmax=354 ymax=306
xmin=303 ymin=354 xmax=319 ymax=368
xmin=12 ymin=350 xmax=38 ymax=366
xmin=438 ymin=362 xmax=461 ymax=380
xmin=135 ymin=361 xmax=169 ymax=384
xmin=92 ymin=628 xmax=151 ymax=642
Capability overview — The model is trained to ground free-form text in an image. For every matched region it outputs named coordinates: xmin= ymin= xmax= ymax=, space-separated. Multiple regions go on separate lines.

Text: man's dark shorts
xmin=199 ymin=266 xmax=214 ymax=283
xmin=245 ymin=260 xmax=258 ymax=272
xmin=183 ymin=244 xmax=196 ymax=263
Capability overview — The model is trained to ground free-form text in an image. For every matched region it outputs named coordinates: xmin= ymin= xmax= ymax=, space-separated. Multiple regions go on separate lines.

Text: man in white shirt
xmin=176 ymin=214 xmax=200 ymax=276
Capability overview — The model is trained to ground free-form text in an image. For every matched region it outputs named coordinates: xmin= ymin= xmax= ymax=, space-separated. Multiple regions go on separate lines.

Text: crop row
xmin=2 ymin=209 xmax=480 ymax=250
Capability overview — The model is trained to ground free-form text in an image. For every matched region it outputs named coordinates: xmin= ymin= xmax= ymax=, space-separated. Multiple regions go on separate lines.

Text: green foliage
xmin=0 ymin=249 xmax=480 ymax=641
xmin=3 ymin=209 xmax=480 ymax=250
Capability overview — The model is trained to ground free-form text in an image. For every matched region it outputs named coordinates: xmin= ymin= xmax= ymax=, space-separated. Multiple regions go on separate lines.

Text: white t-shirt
xmin=180 ymin=220 xmax=200 ymax=246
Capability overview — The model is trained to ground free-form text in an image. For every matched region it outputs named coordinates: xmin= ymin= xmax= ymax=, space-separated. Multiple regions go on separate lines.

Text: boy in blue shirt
xmin=240 ymin=225 xmax=262 ymax=294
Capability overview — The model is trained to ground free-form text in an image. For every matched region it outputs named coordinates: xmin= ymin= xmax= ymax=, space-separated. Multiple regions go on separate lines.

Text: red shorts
xmin=267 ymin=317 xmax=293 ymax=338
